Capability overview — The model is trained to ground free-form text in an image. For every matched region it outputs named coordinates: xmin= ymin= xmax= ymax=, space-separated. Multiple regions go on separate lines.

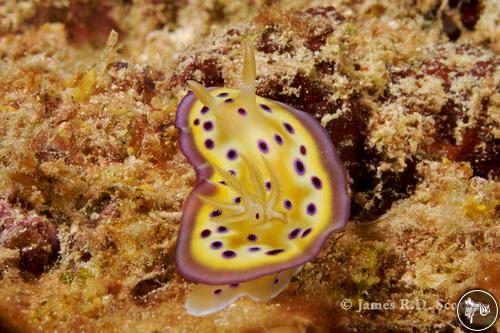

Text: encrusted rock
xmin=0 ymin=200 xmax=59 ymax=276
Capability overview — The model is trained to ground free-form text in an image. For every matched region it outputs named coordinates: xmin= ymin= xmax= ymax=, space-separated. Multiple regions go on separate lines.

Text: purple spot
xmin=237 ymin=108 xmax=247 ymax=116
xmin=258 ymin=140 xmax=269 ymax=153
xmin=211 ymin=241 xmax=223 ymax=249
xmin=201 ymin=229 xmax=211 ymax=238
xmin=284 ymin=199 xmax=292 ymax=210
xmin=260 ymin=104 xmax=272 ymax=113
xmin=300 ymin=145 xmax=307 ymax=155
xmin=233 ymin=197 xmax=241 ymax=204
xmin=193 ymin=118 xmax=200 ymax=126
xmin=255 ymin=213 xmax=260 ymax=220
xmin=248 ymin=247 xmax=261 ymax=252
xmin=284 ymin=122 xmax=294 ymax=134
xmin=302 ymin=228 xmax=312 ymax=238
xmin=222 ymin=250 xmax=236 ymax=258
xmin=273 ymin=278 xmax=280 ymax=284
xmin=229 ymin=283 xmax=239 ymax=288
xmin=205 ymin=139 xmax=214 ymax=149
xmin=201 ymin=106 xmax=209 ymax=114
xmin=288 ymin=228 xmax=301 ymax=239
xmin=224 ymin=98 xmax=234 ymax=103
xmin=266 ymin=249 xmax=285 ymax=255
xmin=274 ymin=134 xmax=283 ymax=145
xmin=203 ymin=121 xmax=213 ymax=131
xmin=214 ymin=288 xmax=222 ymax=295
xmin=229 ymin=169 xmax=236 ymax=176
xmin=311 ymin=176 xmax=322 ymax=189
xmin=294 ymin=159 xmax=305 ymax=175
xmin=217 ymin=92 xmax=229 ymax=97
xmin=226 ymin=149 xmax=238 ymax=160
xmin=307 ymin=203 xmax=317 ymax=215
xmin=247 ymin=234 xmax=257 ymax=242
xmin=217 ymin=226 xmax=228 ymax=233
xmin=219 ymin=181 xmax=227 ymax=186
xmin=210 ymin=209 xmax=222 ymax=217
xmin=265 ymin=181 xmax=271 ymax=191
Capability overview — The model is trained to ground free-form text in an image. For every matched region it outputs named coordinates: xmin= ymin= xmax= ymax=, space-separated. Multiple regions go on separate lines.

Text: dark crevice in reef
xmin=169 ymin=57 xmax=225 ymax=89
xmin=0 ymin=319 xmax=23 ymax=333
xmin=257 ymin=25 xmax=294 ymax=55
xmin=423 ymin=0 xmax=483 ymax=41
xmin=441 ymin=13 xmax=461 ymax=41
xmin=131 ymin=271 xmax=174 ymax=305
xmin=424 ymin=0 xmax=484 ymax=41
xmin=351 ymin=160 xmax=421 ymax=222
xmin=25 ymin=2 xmax=119 ymax=46
xmin=131 ymin=250 xmax=177 ymax=305
xmin=460 ymin=0 xmax=481 ymax=30
xmin=132 ymin=273 xmax=168 ymax=299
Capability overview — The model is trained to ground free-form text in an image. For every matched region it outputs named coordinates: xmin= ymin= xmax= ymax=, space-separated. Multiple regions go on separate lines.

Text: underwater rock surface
xmin=0 ymin=0 xmax=498 ymax=332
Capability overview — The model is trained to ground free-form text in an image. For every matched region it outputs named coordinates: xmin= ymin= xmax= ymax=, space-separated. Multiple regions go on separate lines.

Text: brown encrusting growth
xmin=0 ymin=0 xmax=498 ymax=332
xmin=0 ymin=199 xmax=59 ymax=277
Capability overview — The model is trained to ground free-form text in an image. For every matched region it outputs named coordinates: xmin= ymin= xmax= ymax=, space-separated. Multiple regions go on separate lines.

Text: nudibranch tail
xmin=185 ymin=266 xmax=301 ymax=316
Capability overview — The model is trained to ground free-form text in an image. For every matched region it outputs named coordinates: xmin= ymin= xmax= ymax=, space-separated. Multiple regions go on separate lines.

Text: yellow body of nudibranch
xmin=175 ymin=41 xmax=349 ymax=316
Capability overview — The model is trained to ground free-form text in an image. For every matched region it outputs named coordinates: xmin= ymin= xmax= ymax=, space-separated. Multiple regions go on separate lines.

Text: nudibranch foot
xmin=185 ymin=266 xmax=301 ymax=316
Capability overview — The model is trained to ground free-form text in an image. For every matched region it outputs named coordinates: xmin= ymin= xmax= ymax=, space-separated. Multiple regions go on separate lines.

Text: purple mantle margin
xmin=174 ymin=88 xmax=350 ymax=285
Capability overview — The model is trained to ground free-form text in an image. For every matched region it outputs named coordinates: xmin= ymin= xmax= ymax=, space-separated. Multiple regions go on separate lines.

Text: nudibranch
xmin=175 ymin=41 xmax=350 ymax=316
